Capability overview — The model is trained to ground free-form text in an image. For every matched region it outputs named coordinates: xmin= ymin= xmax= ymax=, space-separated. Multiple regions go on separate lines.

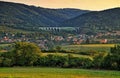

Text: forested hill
xmin=61 ymin=7 xmax=120 ymax=29
xmin=0 ymin=1 xmax=89 ymax=27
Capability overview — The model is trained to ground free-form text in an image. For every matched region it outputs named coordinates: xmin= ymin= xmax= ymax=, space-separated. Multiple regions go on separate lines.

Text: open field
xmin=0 ymin=67 xmax=119 ymax=78
xmin=62 ymin=44 xmax=115 ymax=52
xmin=0 ymin=44 xmax=10 ymax=47
xmin=42 ymin=53 xmax=92 ymax=59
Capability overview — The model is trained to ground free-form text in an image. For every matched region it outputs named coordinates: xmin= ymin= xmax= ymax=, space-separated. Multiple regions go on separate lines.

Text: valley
xmin=0 ymin=1 xmax=120 ymax=78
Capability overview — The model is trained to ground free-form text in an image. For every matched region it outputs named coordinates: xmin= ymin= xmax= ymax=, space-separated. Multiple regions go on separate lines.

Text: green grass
xmin=62 ymin=44 xmax=115 ymax=52
xmin=0 ymin=67 xmax=119 ymax=78
xmin=0 ymin=44 xmax=10 ymax=47
xmin=42 ymin=53 xmax=92 ymax=59
xmin=42 ymin=44 xmax=115 ymax=60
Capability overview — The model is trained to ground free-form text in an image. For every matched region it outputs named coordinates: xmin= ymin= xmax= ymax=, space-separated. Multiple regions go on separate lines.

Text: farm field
xmin=0 ymin=67 xmax=120 ymax=78
xmin=0 ymin=44 xmax=10 ymax=47
xmin=42 ymin=53 xmax=92 ymax=59
xmin=62 ymin=44 xmax=115 ymax=52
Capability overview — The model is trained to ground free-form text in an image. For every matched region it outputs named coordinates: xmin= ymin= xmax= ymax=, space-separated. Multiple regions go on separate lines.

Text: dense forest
xmin=0 ymin=1 xmax=89 ymax=27
xmin=0 ymin=1 xmax=120 ymax=31
xmin=62 ymin=8 xmax=120 ymax=29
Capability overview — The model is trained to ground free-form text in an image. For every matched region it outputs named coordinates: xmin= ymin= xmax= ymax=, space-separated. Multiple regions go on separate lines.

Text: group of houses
xmin=1 ymin=30 xmax=120 ymax=49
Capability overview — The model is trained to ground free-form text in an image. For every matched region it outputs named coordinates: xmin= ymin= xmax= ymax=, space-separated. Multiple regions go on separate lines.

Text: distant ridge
xmin=61 ymin=7 xmax=120 ymax=28
xmin=0 ymin=1 xmax=89 ymax=27
xmin=0 ymin=1 xmax=119 ymax=31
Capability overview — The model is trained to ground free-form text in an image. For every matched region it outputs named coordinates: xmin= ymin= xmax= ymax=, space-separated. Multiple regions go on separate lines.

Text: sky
xmin=1 ymin=0 xmax=120 ymax=11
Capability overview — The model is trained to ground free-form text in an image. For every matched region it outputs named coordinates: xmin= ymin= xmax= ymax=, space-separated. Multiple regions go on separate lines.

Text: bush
xmin=102 ymin=54 xmax=120 ymax=70
xmin=1 ymin=42 xmax=41 ymax=66
xmin=67 ymin=55 xmax=92 ymax=68
xmin=0 ymin=42 xmax=119 ymax=70
xmin=111 ymin=44 xmax=120 ymax=55
xmin=2 ymin=58 xmax=12 ymax=67
xmin=0 ymin=57 xmax=3 ymax=66
xmin=92 ymin=53 xmax=106 ymax=69
xmin=35 ymin=54 xmax=69 ymax=67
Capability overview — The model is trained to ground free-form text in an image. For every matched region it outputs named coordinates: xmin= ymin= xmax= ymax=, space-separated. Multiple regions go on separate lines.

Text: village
xmin=0 ymin=30 xmax=120 ymax=50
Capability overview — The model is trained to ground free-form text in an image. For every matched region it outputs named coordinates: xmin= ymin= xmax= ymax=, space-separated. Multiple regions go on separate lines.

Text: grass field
xmin=0 ymin=44 xmax=10 ymax=47
xmin=42 ymin=53 xmax=92 ymax=59
xmin=62 ymin=44 xmax=115 ymax=52
xmin=0 ymin=67 xmax=119 ymax=78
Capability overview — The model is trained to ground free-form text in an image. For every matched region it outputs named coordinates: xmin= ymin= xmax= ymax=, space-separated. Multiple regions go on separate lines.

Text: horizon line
xmin=0 ymin=1 xmax=119 ymax=11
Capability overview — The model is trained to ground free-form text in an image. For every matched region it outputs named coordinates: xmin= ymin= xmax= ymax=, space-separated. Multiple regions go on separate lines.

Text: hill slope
xmin=0 ymin=1 xmax=89 ymax=27
xmin=61 ymin=8 xmax=120 ymax=29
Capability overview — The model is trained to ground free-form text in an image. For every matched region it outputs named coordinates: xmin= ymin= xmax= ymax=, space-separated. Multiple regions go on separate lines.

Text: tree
xmin=111 ymin=44 xmax=120 ymax=55
xmin=0 ymin=57 xmax=3 ymax=66
xmin=2 ymin=58 xmax=12 ymax=67
xmin=102 ymin=54 xmax=120 ymax=70
xmin=93 ymin=53 xmax=105 ymax=69
xmin=86 ymin=38 xmax=90 ymax=44
xmin=12 ymin=42 xmax=41 ymax=66
xmin=55 ymin=46 xmax=62 ymax=52
xmin=101 ymin=45 xmax=120 ymax=70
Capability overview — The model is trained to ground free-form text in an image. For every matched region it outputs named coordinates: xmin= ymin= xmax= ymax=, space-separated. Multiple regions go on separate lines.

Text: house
xmin=100 ymin=39 xmax=108 ymax=44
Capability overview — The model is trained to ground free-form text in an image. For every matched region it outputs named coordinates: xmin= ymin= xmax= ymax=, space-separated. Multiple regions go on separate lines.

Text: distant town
xmin=0 ymin=27 xmax=120 ymax=50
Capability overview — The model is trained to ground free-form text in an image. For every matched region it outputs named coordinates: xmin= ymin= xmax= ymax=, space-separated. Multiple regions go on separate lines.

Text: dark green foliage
xmin=68 ymin=56 xmax=92 ymax=68
xmin=111 ymin=44 xmax=120 ymax=55
xmin=35 ymin=54 xmax=69 ymax=67
xmin=102 ymin=54 xmax=120 ymax=70
xmin=101 ymin=45 xmax=120 ymax=70
xmin=2 ymin=58 xmax=12 ymax=67
xmin=62 ymin=8 xmax=120 ymax=29
xmin=85 ymin=38 xmax=90 ymax=44
xmin=35 ymin=54 xmax=92 ymax=68
xmin=0 ymin=1 xmax=119 ymax=35
xmin=0 ymin=1 xmax=89 ymax=27
xmin=1 ymin=42 xmax=41 ymax=66
xmin=92 ymin=53 xmax=105 ymax=69
xmin=0 ymin=57 xmax=3 ymax=66
xmin=12 ymin=42 xmax=41 ymax=66
xmin=0 ymin=42 xmax=120 ymax=70
xmin=55 ymin=46 xmax=62 ymax=52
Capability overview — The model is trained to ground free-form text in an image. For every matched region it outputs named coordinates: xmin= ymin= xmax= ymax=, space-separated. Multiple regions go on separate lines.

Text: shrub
xmin=2 ymin=58 xmax=12 ymax=67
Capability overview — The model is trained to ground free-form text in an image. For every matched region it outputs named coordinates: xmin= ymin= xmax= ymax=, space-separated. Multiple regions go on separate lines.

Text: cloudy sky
xmin=1 ymin=0 xmax=120 ymax=10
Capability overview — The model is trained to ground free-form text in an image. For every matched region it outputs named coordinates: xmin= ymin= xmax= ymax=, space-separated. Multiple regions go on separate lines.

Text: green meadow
xmin=62 ymin=44 xmax=115 ymax=52
xmin=0 ymin=67 xmax=120 ymax=78
xmin=0 ymin=44 xmax=119 ymax=78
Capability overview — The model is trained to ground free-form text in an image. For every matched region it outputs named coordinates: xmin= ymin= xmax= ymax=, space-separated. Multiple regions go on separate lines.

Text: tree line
xmin=0 ymin=42 xmax=119 ymax=70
